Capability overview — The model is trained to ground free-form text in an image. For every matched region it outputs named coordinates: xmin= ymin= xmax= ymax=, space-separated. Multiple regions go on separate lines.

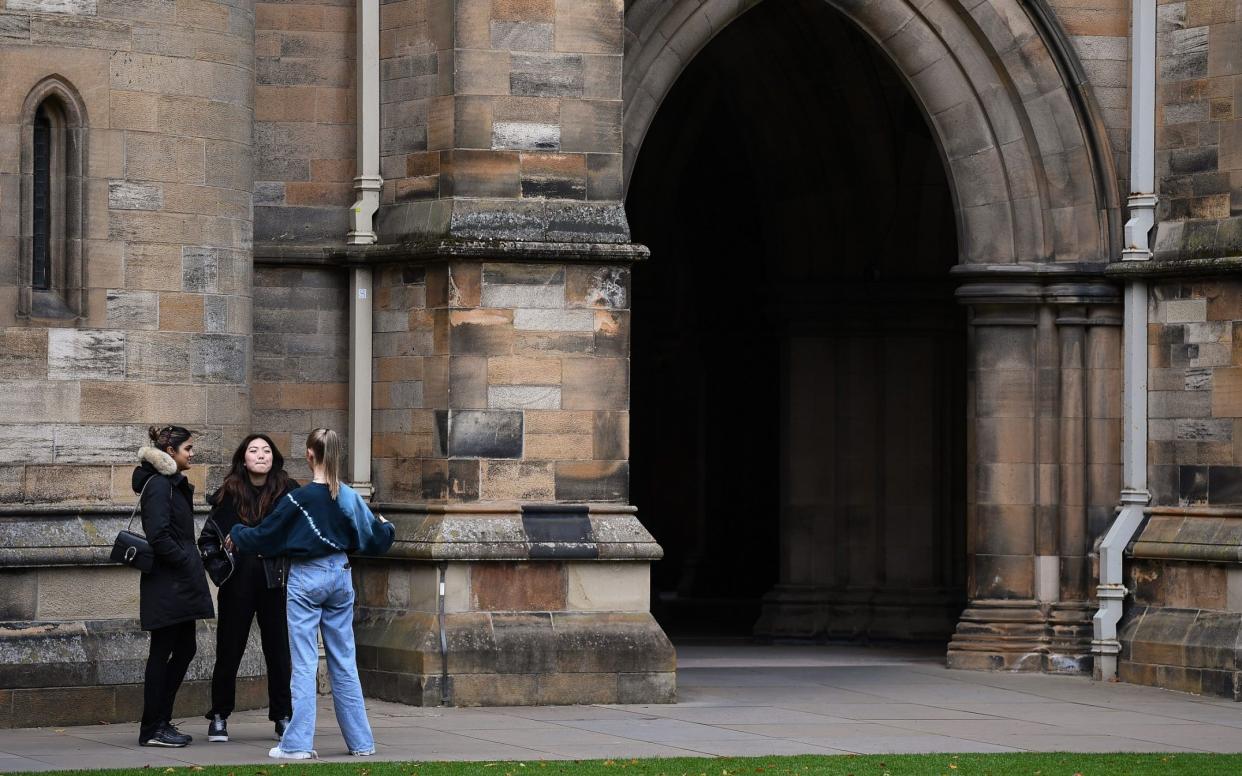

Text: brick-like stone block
xmin=524 ymin=433 xmax=591 ymax=460
xmin=561 ymin=357 xmax=626 ymax=409
xmin=592 ymin=410 xmax=627 ymax=459
xmin=566 ymin=265 xmax=627 ymax=308
xmin=510 ymin=53 xmax=583 ymax=97
xmin=554 ymin=460 xmax=627 ymax=501
xmin=48 ymin=329 xmax=125 ymax=381
xmin=193 ymin=334 xmax=248 ymax=384
xmin=513 ymin=308 xmax=593 ymax=332
xmin=481 ymin=460 xmax=554 ymax=500
xmin=488 ymin=385 xmax=560 ymax=409
xmin=108 ymin=181 xmax=164 ymax=211
xmin=448 ymin=410 xmax=523 ymax=458
xmin=471 ymin=562 xmax=566 ymax=611
xmin=566 ymin=562 xmax=648 ymax=611
xmin=449 ymin=309 xmax=515 ymax=354
xmin=0 ymin=329 xmax=48 ymax=379
xmin=24 ymin=464 xmax=112 ymax=502
xmin=105 ymin=289 xmax=160 ymax=330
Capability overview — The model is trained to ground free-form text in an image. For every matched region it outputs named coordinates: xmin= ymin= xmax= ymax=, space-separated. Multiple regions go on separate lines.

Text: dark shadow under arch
xmin=626 ymin=0 xmax=967 ymax=640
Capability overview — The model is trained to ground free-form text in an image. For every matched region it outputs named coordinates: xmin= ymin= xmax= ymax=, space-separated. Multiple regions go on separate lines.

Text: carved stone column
xmin=948 ymin=269 xmax=1121 ymax=673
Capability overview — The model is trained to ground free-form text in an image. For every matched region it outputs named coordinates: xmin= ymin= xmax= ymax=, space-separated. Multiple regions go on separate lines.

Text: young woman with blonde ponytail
xmin=226 ymin=428 xmax=395 ymax=759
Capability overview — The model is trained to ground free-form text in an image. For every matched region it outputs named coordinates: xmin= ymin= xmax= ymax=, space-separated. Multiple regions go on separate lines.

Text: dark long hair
xmin=217 ymin=434 xmax=291 ymax=525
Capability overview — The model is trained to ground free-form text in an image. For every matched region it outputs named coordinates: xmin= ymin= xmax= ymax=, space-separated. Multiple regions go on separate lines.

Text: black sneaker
xmin=208 ymin=715 xmax=228 ymax=742
xmin=167 ymin=722 xmax=193 ymax=744
xmin=140 ymin=724 xmax=189 ymax=748
xmin=274 ymin=717 xmax=290 ymax=740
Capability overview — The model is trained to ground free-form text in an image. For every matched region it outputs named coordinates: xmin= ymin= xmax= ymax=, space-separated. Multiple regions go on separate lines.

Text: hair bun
xmin=147 ymin=425 xmax=162 ymax=444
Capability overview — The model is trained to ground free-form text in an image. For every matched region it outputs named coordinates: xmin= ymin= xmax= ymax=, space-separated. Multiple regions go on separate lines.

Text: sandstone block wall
xmin=1151 ymin=0 xmax=1242 ymax=258
xmin=375 ymin=0 xmax=627 ymax=242
xmin=1050 ymin=0 xmax=1132 ymax=198
xmin=1147 ymin=279 xmax=1242 ymax=505
xmin=253 ymin=0 xmax=356 ymax=246
xmin=252 ymin=265 xmax=350 ymax=479
xmin=370 ymin=260 xmax=629 ymax=503
xmin=0 ymin=0 xmax=255 ymax=499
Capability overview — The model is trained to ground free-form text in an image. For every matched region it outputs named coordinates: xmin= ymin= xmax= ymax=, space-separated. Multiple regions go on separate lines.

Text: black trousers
xmin=208 ymin=558 xmax=292 ymax=721
xmin=141 ymin=620 xmax=197 ymax=740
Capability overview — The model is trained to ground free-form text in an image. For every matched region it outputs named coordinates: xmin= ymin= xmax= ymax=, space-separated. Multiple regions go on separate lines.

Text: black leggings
xmin=141 ymin=620 xmax=197 ymax=739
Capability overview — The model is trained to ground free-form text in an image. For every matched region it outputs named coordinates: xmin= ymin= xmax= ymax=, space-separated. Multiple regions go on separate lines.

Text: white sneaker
xmin=350 ymin=749 xmax=376 ymax=756
xmin=268 ymin=747 xmax=316 ymax=760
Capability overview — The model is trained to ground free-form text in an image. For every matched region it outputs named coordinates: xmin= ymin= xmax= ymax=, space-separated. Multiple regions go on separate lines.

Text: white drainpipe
xmin=346 ymin=0 xmax=379 ymax=496
xmin=348 ymin=0 xmax=381 ymax=246
xmin=1091 ymin=0 xmax=1156 ymax=681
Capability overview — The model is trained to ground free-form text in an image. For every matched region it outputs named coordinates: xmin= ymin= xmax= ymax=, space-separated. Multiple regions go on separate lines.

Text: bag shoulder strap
xmin=128 ymin=475 xmax=175 ymax=535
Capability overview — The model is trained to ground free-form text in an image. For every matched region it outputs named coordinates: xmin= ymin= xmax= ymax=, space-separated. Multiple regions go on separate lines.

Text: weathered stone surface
xmin=513 ymin=308 xmax=593 ymax=332
xmin=492 ymin=121 xmax=560 ymax=151
xmin=471 ymin=562 xmax=566 ymax=611
xmin=482 ymin=460 xmax=555 ymax=501
xmin=448 ymin=410 xmax=523 ymax=458
xmin=0 ymin=329 xmax=48 ymax=379
xmin=566 ymin=562 xmax=647 ymax=611
xmin=487 ymin=385 xmax=560 ymax=409
xmin=8 ymin=0 xmax=97 ymax=14
xmin=105 ymin=289 xmax=159 ymax=330
xmin=48 ymin=330 xmax=125 ymax=381
xmin=554 ymin=460 xmax=627 ymax=501
xmin=107 ymin=181 xmax=163 ymax=211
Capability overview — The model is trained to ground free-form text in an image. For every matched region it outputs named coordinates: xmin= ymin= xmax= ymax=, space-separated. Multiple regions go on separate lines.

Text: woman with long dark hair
xmin=229 ymin=428 xmax=395 ymax=759
xmin=134 ymin=425 xmax=214 ymax=748
xmin=197 ymin=434 xmax=296 ymax=742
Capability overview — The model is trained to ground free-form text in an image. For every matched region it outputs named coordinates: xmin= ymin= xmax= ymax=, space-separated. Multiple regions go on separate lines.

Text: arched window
xmin=20 ymin=78 xmax=87 ymax=321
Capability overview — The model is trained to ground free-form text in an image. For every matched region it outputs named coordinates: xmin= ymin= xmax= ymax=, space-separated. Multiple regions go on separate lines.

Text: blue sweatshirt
xmin=230 ymin=482 xmax=395 ymax=559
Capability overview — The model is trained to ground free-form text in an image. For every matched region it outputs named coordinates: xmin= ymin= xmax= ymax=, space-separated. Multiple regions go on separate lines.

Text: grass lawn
xmin=7 ymin=753 xmax=1240 ymax=776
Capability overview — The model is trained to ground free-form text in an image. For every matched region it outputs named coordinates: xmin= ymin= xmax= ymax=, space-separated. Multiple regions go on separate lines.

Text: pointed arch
xmin=622 ymin=0 xmax=1122 ymax=265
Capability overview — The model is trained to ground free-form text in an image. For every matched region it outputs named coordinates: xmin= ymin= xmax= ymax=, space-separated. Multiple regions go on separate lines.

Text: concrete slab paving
xmin=3 ymin=643 xmax=1242 ymax=770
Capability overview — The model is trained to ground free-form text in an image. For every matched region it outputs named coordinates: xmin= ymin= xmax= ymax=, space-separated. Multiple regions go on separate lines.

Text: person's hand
xmin=223 ymin=535 xmax=235 ymax=552
xmin=377 ymin=514 xmax=389 ymax=524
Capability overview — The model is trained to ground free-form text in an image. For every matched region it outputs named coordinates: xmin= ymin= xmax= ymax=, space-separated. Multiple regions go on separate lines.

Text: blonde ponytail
xmin=307 ymin=428 xmax=342 ymax=499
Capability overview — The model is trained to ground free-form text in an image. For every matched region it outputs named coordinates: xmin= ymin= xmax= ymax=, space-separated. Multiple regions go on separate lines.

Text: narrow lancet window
xmin=32 ymin=103 xmax=52 ymax=291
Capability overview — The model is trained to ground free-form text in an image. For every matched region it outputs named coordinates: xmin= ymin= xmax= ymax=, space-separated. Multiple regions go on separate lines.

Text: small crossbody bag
xmin=109 ymin=477 xmax=166 ymax=573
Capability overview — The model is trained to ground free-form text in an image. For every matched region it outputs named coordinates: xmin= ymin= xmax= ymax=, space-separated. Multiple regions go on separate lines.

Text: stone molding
xmin=0 ymin=509 xmax=208 ymax=568
xmin=1129 ymin=508 xmax=1242 ymax=564
xmin=252 ymin=239 xmax=650 ymax=267
xmin=373 ymin=503 xmax=662 ymax=561
xmin=1105 ymin=256 xmax=1242 ymax=280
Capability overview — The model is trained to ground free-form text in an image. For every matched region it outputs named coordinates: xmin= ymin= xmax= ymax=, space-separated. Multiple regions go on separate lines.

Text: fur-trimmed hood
xmin=138 ymin=446 xmax=178 ymax=475
xmin=132 ymin=446 xmax=186 ymax=496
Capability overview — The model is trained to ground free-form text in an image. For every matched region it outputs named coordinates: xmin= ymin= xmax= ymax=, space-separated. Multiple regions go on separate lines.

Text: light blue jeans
xmin=278 ymin=553 xmax=375 ymax=755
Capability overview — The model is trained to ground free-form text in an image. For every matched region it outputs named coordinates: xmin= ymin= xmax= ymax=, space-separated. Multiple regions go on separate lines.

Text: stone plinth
xmin=0 ymin=508 xmax=272 ymax=729
xmin=352 ymin=503 xmax=675 ymax=706
xmin=1118 ymin=508 xmax=1242 ymax=700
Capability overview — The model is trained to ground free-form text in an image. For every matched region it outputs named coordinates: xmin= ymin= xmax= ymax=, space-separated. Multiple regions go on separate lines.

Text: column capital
xmin=953 ymin=262 xmax=1120 ymax=306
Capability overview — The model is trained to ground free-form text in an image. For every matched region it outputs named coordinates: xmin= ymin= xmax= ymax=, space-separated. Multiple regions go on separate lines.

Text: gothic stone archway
xmin=624 ymin=0 xmax=1124 ymax=672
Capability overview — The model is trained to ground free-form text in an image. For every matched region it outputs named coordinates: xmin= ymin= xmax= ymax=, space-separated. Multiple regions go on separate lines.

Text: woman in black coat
xmin=132 ymin=425 xmax=214 ymax=748
xmin=197 ymin=433 xmax=297 ymax=743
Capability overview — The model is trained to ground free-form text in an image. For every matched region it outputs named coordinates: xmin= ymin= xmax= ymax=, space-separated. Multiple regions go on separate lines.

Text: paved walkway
xmin=4 ymin=644 xmax=1242 ymax=771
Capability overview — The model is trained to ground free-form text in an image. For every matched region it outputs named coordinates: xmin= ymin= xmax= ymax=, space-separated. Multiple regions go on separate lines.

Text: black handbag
xmin=110 ymin=478 xmax=162 ymax=573
xmin=199 ymin=516 xmax=235 ymax=587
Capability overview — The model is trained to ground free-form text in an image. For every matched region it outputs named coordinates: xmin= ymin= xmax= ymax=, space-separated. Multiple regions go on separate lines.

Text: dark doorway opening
xmin=627 ymin=0 xmax=968 ymax=642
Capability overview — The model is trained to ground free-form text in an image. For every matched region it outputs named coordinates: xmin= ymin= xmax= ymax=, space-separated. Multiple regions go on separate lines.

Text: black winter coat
xmin=132 ymin=447 xmax=215 ymax=631
xmin=197 ymin=479 xmax=297 ymax=590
